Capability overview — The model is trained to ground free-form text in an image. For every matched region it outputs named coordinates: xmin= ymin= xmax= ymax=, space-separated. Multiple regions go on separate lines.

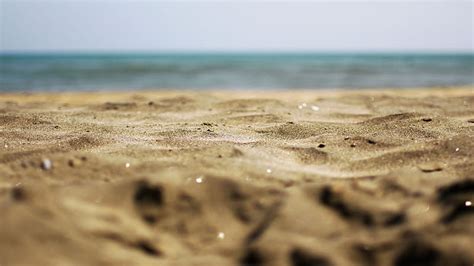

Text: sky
xmin=0 ymin=0 xmax=472 ymax=53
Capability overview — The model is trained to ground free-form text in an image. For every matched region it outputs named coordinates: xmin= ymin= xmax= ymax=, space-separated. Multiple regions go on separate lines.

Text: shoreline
xmin=0 ymin=85 xmax=472 ymax=103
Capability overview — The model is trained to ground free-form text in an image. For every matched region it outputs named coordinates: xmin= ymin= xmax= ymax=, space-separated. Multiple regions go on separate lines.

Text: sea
xmin=0 ymin=53 xmax=473 ymax=91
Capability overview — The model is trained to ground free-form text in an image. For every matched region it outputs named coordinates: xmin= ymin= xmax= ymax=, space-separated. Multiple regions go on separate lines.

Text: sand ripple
xmin=0 ymin=88 xmax=473 ymax=265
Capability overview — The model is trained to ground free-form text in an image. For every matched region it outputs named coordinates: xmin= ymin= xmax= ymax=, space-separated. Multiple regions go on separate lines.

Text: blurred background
xmin=0 ymin=0 xmax=473 ymax=91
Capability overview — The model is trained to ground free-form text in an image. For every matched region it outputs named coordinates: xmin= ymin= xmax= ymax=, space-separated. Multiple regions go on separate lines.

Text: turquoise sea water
xmin=0 ymin=53 xmax=472 ymax=91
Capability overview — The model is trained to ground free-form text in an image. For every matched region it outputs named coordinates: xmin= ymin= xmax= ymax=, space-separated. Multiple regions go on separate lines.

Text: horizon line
xmin=1 ymin=50 xmax=473 ymax=56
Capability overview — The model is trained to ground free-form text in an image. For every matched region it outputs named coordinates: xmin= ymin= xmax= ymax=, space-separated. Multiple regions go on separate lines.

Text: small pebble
xmin=41 ymin=159 xmax=52 ymax=170
xmin=318 ymin=144 xmax=326 ymax=148
xmin=465 ymin=201 xmax=472 ymax=207
xmin=125 ymin=163 xmax=131 ymax=168
xmin=266 ymin=168 xmax=272 ymax=174
xmin=311 ymin=105 xmax=320 ymax=111
xmin=217 ymin=232 xmax=225 ymax=240
xmin=298 ymin=104 xmax=304 ymax=109
xmin=195 ymin=176 xmax=203 ymax=184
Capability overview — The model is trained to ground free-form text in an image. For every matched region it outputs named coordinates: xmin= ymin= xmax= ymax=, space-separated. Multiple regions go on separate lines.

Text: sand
xmin=0 ymin=86 xmax=473 ymax=266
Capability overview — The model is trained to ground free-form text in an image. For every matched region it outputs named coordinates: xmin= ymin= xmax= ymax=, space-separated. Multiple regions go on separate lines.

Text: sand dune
xmin=0 ymin=87 xmax=473 ymax=265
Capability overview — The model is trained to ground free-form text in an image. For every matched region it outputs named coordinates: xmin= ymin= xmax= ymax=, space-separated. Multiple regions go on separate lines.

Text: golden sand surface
xmin=0 ymin=87 xmax=473 ymax=266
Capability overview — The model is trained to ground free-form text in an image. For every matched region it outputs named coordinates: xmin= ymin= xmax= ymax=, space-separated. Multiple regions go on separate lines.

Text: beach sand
xmin=0 ymin=87 xmax=473 ymax=266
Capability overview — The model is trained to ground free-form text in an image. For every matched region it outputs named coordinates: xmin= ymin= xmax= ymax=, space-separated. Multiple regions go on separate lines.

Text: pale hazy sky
xmin=0 ymin=0 xmax=472 ymax=52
